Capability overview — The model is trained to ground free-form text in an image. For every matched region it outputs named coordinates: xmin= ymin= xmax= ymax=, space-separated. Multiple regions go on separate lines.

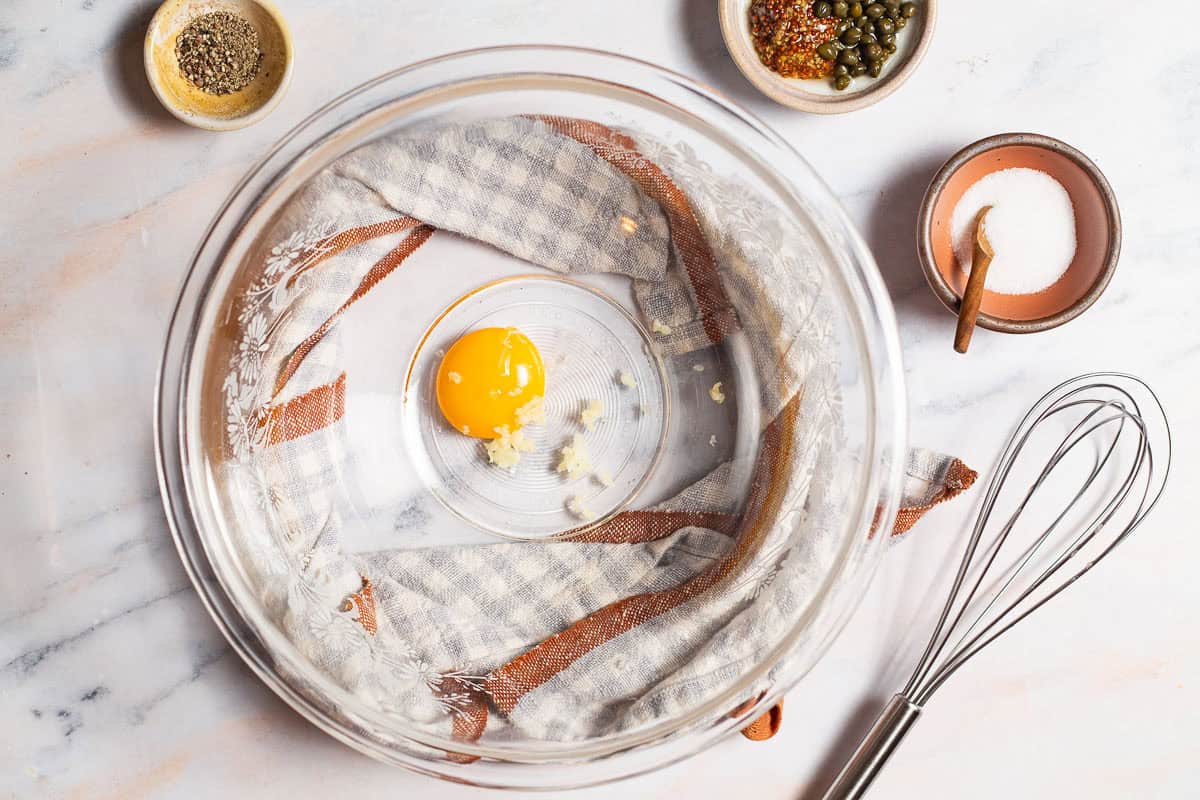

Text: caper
xmin=803 ymin=0 xmax=914 ymax=91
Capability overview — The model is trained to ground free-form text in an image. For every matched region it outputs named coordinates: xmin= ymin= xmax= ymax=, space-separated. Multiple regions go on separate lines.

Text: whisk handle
xmin=820 ymin=694 xmax=923 ymax=800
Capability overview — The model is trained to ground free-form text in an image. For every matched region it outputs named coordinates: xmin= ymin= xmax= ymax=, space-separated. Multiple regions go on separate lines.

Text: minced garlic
xmin=618 ymin=370 xmax=637 ymax=389
xmin=515 ymin=395 xmax=546 ymax=426
xmin=709 ymin=382 xmax=725 ymax=404
xmin=485 ymin=425 xmax=534 ymax=469
xmin=651 ymin=319 xmax=672 ymax=335
xmin=580 ymin=399 xmax=604 ymax=431
xmin=447 ymin=371 xmax=463 ymax=384
xmin=556 ymin=433 xmax=592 ymax=480
xmin=566 ymin=496 xmax=596 ymax=521
xmin=595 ymin=469 xmax=613 ymax=487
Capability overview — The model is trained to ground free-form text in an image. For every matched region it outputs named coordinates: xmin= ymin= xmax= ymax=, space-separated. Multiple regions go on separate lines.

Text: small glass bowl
xmin=156 ymin=47 xmax=907 ymax=789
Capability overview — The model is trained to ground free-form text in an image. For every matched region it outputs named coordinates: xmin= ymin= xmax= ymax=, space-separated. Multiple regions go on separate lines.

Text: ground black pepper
xmin=175 ymin=11 xmax=262 ymax=95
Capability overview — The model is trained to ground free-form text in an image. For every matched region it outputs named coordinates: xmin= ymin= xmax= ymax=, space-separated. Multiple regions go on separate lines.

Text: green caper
xmin=805 ymin=0 xmax=915 ymax=91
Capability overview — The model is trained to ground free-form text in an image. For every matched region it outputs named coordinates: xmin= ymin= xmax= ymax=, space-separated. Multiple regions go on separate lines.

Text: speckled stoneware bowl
xmin=718 ymin=0 xmax=937 ymax=113
xmin=144 ymin=0 xmax=293 ymax=130
xmin=918 ymin=133 xmax=1122 ymax=334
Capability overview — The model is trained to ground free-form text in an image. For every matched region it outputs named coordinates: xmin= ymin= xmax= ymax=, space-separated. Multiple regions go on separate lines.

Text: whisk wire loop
xmin=825 ymin=373 xmax=1170 ymax=800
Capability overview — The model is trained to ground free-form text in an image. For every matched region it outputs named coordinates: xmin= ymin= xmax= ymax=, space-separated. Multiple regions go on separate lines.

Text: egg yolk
xmin=435 ymin=327 xmax=546 ymax=439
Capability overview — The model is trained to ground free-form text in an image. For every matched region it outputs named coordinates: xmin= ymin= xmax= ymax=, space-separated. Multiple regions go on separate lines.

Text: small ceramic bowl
xmin=144 ymin=0 xmax=293 ymax=130
xmin=718 ymin=0 xmax=937 ymax=113
xmin=918 ymin=133 xmax=1121 ymax=334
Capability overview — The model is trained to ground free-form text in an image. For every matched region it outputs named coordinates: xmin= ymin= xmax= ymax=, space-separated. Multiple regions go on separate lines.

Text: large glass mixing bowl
xmin=156 ymin=47 xmax=906 ymax=789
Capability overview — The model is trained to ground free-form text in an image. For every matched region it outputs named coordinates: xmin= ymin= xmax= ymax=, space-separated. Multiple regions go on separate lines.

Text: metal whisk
xmin=823 ymin=372 xmax=1171 ymax=799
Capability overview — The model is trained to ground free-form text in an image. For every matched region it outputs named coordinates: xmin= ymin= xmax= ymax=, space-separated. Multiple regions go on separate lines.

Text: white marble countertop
xmin=2 ymin=1 xmax=1196 ymax=797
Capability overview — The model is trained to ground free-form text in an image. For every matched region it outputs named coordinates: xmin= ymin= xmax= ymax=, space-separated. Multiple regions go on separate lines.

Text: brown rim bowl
xmin=144 ymin=0 xmax=293 ymax=131
xmin=719 ymin=0 xmax=937 ymax=114
xmin=917 ymin=132 xmax=1121 ymax=334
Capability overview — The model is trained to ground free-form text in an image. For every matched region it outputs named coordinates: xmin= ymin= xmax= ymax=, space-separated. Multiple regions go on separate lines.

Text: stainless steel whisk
xmin=823 ymin=372 xmax=1172 ymax=799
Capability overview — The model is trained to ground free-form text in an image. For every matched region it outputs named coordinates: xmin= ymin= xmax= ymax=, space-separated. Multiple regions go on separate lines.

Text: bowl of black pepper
xmin=719 ymin=0 xmax=936 ymax=113
xmin=145 ymin=0 xmax=293 ymax=130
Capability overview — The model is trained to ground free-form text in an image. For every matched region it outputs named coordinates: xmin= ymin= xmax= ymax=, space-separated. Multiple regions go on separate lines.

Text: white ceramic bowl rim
xmin=142 ymin=0 xmax=295 ymax=131
xmin=718 ymin=0 xmax=938 ymax=114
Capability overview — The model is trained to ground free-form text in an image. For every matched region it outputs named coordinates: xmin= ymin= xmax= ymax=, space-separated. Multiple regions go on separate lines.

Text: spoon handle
xmin=954 ymin=209 xmax=994 ymax=353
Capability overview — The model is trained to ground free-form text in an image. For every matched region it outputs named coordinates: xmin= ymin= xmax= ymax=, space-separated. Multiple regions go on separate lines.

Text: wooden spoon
xmin=954 ymin=205 xmax=994 ymax=354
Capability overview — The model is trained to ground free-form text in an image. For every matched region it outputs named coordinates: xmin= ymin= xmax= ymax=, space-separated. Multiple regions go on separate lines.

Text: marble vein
xmin=1 ymin=1 xmax=1196 ymax=798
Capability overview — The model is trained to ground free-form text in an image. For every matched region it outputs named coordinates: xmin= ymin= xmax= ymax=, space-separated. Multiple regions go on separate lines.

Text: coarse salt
xmin=950 ymin=167 xmax=1076 ymax=295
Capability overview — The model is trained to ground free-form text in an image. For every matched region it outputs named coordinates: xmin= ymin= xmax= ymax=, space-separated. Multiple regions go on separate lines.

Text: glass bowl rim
xmin=155 ymin=44 xmax=908 ymax=788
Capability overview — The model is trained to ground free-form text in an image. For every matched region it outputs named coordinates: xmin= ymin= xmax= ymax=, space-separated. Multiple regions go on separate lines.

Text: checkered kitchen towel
xmin=221 ymin=116 xmax=975 ymax=750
